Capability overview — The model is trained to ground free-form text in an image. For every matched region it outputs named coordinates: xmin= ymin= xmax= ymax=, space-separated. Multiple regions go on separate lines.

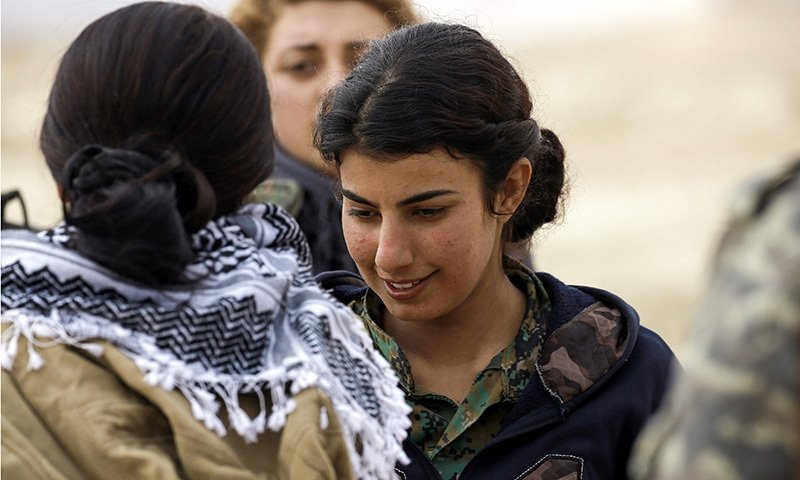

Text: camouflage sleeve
xmin=246 ymin=178 xmax=304 ymax=217
xmin=629 ymin=159 xmax=800 ymax=480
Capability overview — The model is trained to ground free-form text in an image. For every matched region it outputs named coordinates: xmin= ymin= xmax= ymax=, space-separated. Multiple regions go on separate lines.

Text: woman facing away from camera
xmin=0 ymin=3 xmax=410 ymax=479
xmin=314 ymin=22 xmax=677 ymax=480
xmin=230 ymin=0 xmax=419 ymax=274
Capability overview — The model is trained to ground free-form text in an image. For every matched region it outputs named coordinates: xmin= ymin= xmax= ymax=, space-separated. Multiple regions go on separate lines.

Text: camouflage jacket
xmin=353 ymin=260 xmax=549 ymax=480
xmin=630 ymin=159 xmax=800 ymax=480
xmin=317 ymin=264 xmax=676 ymax=480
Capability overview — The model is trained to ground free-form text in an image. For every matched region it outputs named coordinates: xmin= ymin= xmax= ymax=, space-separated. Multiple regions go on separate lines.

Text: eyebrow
xmin=285 ymin=44 xmax=320 ymax=53
xmin=282 ymin=40 xmax=366 ymax=55
xmin=341 ymin=189 xmax=458 ymax=208
xmin=346 ymin=40 xmax=368 ymax=51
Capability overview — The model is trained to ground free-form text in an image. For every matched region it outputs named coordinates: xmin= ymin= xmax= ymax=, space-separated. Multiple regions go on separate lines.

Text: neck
xmin=279 ymin=144 xmax=336 ymax=178
xmin=383 ymin=259 xmax=527 ymax=401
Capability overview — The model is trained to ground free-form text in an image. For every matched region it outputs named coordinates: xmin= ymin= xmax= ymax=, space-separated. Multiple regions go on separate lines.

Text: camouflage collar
xmin=355 ymin=290 xmax=415 ymax=390
xmin=354 ymin=257 xmax=551 ymax=399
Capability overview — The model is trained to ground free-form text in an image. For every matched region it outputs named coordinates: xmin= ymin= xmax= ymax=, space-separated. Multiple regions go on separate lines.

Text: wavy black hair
xmin=315 ymin=22 xmax=566 ymax=243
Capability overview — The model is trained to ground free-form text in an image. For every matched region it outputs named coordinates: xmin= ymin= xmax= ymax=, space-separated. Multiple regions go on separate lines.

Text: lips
xmin=380 ymin=273 xmax=433 ymax=300
xmin=388 ymin=279 xmax=422 ymax=290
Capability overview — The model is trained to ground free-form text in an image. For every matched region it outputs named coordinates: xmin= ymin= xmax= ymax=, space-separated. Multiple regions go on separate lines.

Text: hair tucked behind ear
xmin=41 ymin=2 xmax=273 ymax=285
xmin=507 ymin=129 xmax=566 ymax=242
xmin=315 ymin=22 xmax=568 ymax=243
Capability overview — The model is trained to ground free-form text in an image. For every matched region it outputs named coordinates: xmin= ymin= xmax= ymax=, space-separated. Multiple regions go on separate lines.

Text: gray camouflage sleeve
xmin=629 ymin=159 xmax=800 ymax=480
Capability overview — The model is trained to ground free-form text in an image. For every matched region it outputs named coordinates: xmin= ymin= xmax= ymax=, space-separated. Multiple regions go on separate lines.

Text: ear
xmin=496 ymin=157 xmax=532 ymax=220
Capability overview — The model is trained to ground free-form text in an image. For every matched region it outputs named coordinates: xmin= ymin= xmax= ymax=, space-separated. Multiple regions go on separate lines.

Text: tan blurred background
xmin=2 ymin=0 xmax=799 ymax=357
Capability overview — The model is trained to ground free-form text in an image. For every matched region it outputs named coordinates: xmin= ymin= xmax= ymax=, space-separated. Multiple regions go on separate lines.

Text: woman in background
xmin=231 ymin=0 xmax=419 ymax=273
xmin=1 ymin=3 xmax=409 ymax=479
xmin=315 ymin=22 xmax=676 ymax=480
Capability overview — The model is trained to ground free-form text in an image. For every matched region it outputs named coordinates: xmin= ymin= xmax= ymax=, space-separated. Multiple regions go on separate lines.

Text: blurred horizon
xmin=3 ymin=0 xmax=799 ymax=355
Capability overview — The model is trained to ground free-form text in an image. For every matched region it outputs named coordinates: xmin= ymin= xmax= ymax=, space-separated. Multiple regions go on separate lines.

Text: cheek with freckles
xmin=438 ymin=209 xmax=491 ymax=257
xmin=421 ymin=223 xmax=479 ymax=270
xmin=343 ymin=222 xmax=376 ymax=267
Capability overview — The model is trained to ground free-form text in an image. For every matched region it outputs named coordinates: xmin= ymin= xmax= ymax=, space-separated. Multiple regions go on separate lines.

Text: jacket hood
xmin=316 ymin=268 xmax=675 ymax=480
xmin=501 ymin=272 xmax=641 ymax=435
xmin=317 ymin=269 xmax=641 ymax=421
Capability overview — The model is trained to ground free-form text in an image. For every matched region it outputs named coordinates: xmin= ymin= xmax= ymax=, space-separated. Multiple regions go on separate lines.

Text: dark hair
xmin=315 ymin=22 xmax=566 ymax=242
xmin=41 ymin=1 xmax=273 ymax=285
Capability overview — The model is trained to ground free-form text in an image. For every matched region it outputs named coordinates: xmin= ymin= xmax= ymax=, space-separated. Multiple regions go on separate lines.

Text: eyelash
xmin=346 ymin=208 xmax=377 ymax=219
xmin=345 ymin=207 xmax=447 ymax=220
xmin=285 ymin=60 xmax=316 ymax=76
xmin=415 ymin=207 xmax=446 ymax=218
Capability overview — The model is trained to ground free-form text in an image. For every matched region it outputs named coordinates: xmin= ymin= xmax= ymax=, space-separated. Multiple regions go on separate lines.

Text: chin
xmin=381 ymin=300 xmax=439 ymax=324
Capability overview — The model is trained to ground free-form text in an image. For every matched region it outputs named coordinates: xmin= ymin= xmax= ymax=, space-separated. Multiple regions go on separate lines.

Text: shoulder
xmin=2 ymin=368 xmax=86 ymax=480
xmin=1 ymin=336 xmax=181 ymax=478
xmin=716 ymin=159 xmax=800 ymax=267
xmin=278 ymin=388 xmax=355 ymax=480
xmin=2 ymin=225 xmax=77 ymax=269
xmin=531 ymin=272 xmax=676 ymax=411
xmin=698 ymin=159 xmax=800 ymax=357
xmin=721 ymin=158 xmax=800 ymax=274
xmin=3 ymin=334 xmax=168 ymax=426
xmin=283 ymin=388 xmax=347 ymax=440
xmin=727 ymin=158 xmax=799 ymax=227
xmin=631 ymin=326 xmax=675 ymax=369
xmin=535 ymin=271 xmax=674 ymax=362
xmin=247 ymin=178 xmax=304 ymax=217
xmin=629 ymin=160 xmax=799 ymax=480
xmin=538 ymin=301 xmax=675 ymax=410
xmin=624 ymin=325 xmax=677 ymax=403
xmin=1 ymin=227 xmax=53 ymax=254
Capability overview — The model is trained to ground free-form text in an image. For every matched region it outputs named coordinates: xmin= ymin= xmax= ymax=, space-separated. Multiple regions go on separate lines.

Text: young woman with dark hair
xmin=315 ymin=22 xmax=677 ymax=480
xmin=1 ymin=3 xmax=409 ymax=479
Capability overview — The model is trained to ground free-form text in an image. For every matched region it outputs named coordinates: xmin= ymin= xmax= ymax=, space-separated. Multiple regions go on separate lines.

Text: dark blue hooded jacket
xmin=316 ymin=270 xmax=676 ymax=480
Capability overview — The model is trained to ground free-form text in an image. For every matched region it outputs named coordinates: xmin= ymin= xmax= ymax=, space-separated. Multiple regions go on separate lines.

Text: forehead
xmin=339 ymin=148 xmax=484 ymax=196
xmin=267 ymin=0 xmax=391 ymax=54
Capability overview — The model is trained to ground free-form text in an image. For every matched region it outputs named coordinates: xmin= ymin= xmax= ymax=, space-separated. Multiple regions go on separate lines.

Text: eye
xmin=285 ymin=59 xmax=317 ymax=78
xmin=414 ymin=207 xmax=446 ymax=219
xmin=346 ymin=207 xmax=379 ymax=220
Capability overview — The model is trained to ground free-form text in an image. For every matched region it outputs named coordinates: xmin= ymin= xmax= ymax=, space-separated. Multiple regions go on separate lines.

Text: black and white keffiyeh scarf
xmin=1 ymin=202 xmax=410 ymax=479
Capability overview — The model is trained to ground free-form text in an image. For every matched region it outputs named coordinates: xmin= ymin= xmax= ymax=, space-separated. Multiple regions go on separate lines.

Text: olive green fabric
xmin=1 ymin=331 xmax=353 ymax=480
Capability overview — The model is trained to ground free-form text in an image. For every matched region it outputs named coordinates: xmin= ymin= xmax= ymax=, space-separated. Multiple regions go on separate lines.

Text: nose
xmin=320 ymin=61 xmax=351 ymax=97
xmin=374 ymin=218 xmax=413 ymax=275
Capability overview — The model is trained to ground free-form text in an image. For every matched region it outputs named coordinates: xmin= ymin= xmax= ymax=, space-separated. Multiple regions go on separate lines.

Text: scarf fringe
xmin=2 ymin=206 xmax=412 ymax=479
xmin=1 ymin=309 xmax=408 ymax=479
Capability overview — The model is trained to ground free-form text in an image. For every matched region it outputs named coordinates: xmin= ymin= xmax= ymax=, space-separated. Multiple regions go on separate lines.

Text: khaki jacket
xmin=1 ymin=332 xmax=354 ymax=480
